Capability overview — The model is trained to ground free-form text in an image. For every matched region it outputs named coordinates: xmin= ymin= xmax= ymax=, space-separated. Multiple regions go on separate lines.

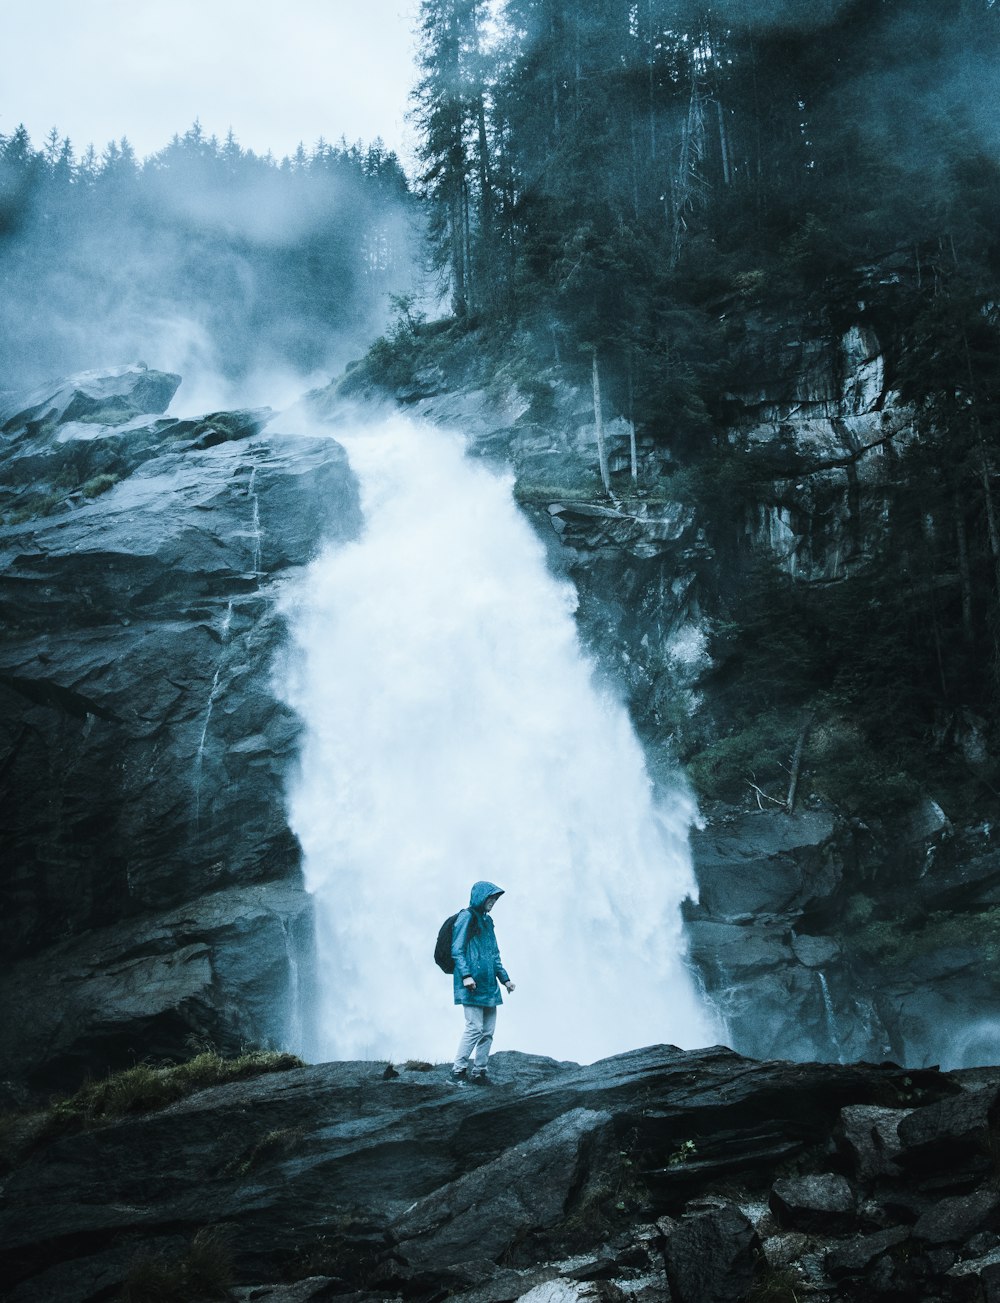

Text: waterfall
xmin=277 ymin=409 xmax=718 ymax=1065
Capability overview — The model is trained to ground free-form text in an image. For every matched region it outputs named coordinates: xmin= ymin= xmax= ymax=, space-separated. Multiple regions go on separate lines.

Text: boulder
xmin=836 ymin=1103 xmax=909 ymax=1183
xmin=825 ymin=1225 xmax=910 ymax=1278
xmin=769 ymin=1174 xmax=857 ymax=1234
xmin=896 ymin=1086 xmax=1000 ymax=1177
xmin=945 ymin=1248 xmax=1000 ymax=1302
xmin=0 ymin=882 xmax=312 ymax=1093
xmin=662 ymin=1203 xmax=760 ymax=1303
xmin=0 ymin=365 xmax=181 ymax=435
xmin=689 ymin=809 xmax=840 ymax=920
xmin=913 ymin=1190 xmax=1000 ymax=1245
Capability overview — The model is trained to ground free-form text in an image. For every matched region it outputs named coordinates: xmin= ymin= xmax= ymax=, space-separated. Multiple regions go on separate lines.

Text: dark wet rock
xmin=946 ymin=1248 xmax=1000 ymax=1301
xmin=0 ymin=364 xmax=181 ymax=435
xmin=0 ymin=882 xmax=311 ymax=1093
xmin=0 ymin=1045 xmax=956 ymax=1301
xmin=544 ymin=498 xmax=697 ymax=560
xmin=825 ymin=1225 xmax=910 ymax=1278
xmin=769 ymin=1173 xmax=857 ymax=1234
xmin=393 ymin=1108 xmax=617 ymax=1267
xmin=662 ymin=1203 xmax=760 ymax=1303
xmin=680 ymin=798 xmax=1000 ymax=1072
xmin=760 ymin=1228 xmax=809 ymax=1269
xmin=913 ymin=1191 xmax=1000 ymax=1245
xmin=966 ymin=1231 xmax=1000 ymax=1257
xmin=231 ymin=1282 xmax=345 ymax=1302
xmin=896 ymin=1086 xmax=1000 ymax=1177
xmin=690 ymin=810 xmax=840 ymax=920
xmin=683 ymin=916 xmax=874 ymax=1064
xmin=836 ymin=1103 xmax=909 ymax=1183
xmin=0 ymin=368 xmax=362 ymax=1091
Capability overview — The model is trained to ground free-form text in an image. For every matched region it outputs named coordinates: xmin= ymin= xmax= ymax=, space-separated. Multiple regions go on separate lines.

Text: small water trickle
xmin=817 ymin=969 xmax=845 ymax=1064
xmin=193 ymin=600 xmax=234 ymax=823
xmin=248 ymin=466 xmax=263 ymax=578
xmin=193 ymin=667 xmax=222 ymax=823
xmin=280 ymin=915 xmax=304 ymax=1051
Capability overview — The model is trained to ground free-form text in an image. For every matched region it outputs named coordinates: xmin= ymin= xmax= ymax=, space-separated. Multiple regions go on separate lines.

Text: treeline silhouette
xmin=0 ymin=120 xmax=414 ymax=385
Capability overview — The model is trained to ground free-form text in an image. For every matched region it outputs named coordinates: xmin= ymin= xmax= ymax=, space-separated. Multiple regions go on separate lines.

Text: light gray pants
xmin=454 ymin=1005 xmax=497 ymax=1073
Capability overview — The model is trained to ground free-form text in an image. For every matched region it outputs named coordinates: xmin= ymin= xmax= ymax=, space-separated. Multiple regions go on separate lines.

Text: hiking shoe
xmin=449 ymin=1068 xmax=468 ymax=1087
xmin=470 ymin=1071 xmax=492 ymax=1086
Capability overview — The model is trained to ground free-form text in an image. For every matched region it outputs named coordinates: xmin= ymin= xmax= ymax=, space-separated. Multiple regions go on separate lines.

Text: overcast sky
xmin=3 ymin=0 xmax=421 ymax=164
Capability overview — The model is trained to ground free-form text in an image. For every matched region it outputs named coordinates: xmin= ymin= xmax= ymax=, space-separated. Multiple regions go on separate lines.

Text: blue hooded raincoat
xmin=451 ymin=879 xmax=510 ymax=1007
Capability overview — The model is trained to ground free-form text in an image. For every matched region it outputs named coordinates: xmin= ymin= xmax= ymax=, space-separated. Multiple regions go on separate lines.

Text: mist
xmin=0 ymin=124 xmax=419 ymax=403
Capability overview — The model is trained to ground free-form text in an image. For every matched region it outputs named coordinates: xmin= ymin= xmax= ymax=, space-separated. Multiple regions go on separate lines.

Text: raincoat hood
xmin=469 ymin=880 xmax=504 ymax=911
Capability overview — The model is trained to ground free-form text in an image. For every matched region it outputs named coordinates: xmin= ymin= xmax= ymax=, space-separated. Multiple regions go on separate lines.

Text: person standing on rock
xmin=450 ymin=880 xmax=515 ymax=1086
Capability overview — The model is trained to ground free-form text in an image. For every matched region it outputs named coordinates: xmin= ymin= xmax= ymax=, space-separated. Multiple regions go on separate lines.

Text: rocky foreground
xmin=2 ymin=1044 xmax=1000 ymax=1302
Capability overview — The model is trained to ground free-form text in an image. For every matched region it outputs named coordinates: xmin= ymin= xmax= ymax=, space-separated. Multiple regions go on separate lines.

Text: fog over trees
xmin=0 ymin=120 xmax=415 ymax=388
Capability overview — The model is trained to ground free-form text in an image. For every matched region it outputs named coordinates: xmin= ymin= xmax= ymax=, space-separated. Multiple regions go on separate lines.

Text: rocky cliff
xmin=2 ymin=1044 xmax=998 ymax=1303
xmin=0 ymin=366 xmax=361 ymax=1094
xmin=378 ymin=307 xmax=1000 ymax=1073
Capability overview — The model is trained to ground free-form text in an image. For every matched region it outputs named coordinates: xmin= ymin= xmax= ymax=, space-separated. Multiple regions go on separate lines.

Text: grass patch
xmin=81 ymin=472 xmax=121 ymax=497
xmin=0 ymin=1050 xmax=305 ymax=1174
xmin=513 ymin=480 xmax=608 ymax=504
xmin=2 ymin=488 xmax=68 ymax=525
xmin=749 ymin=1265 xmax=804 ymax=1302
xmin=121 ymin=1225 xmax=236 ymax=1302
xmin=1 ymin=468 xmax=123 ymax=524
xmin=53 ymin=1050 xmax=305 ymax=1126
xmin=841 ymin=905 xmax=1000 ymax=969
xmin=0 ymin=1052 xmax=306 ymax=1172
xmin=686 ymin=717 xmax=800 ymax=807
xmin=223 ymin=1127 xmax=305 ymax=1178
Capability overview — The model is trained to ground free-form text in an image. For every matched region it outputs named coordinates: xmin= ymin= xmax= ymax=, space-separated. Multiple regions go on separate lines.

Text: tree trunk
xmin=647 ymin=0 xmax=656 ymax=162
xmin=462 ymin=178 xmax=472 ymax=309
xmin=785 ymin=713 xmax=814 ymax=815
xmin=716 ymin=98 xmax=731 ymax=185
xmin=975 ymin=434 xmax=1000 ymax=605
xmin=592 ymin=348 xmax=611 ymax=495
xmin=961 ymin=326 xmax=1000 ymax=608
xmin=954 ymin=487 xmax=974 ymax=643
xmin=627 ymin=358 xmax=638 ymax=484
xmin=450 ymin=184 xmax=466 ymax=315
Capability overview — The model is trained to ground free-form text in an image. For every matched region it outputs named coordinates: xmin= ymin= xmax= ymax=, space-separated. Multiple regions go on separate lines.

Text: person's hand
xmin=463 ymin=977 xmax=477 ymax=990
xmin=505 ymin=981 xmax=516 ymax=993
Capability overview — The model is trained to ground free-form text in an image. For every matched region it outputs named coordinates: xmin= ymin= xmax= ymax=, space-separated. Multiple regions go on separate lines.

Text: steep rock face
xmin=0 ymin=882 xmax=313 ymax=1093
xmin=0 ymin=367 xmax=361 ymax=1091
xmin=730 ymin=319 xmax=909 ymax=583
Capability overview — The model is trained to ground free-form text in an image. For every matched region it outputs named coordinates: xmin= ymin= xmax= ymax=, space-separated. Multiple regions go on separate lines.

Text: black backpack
xmin=434 ymin=909 xmax=477 ymax=973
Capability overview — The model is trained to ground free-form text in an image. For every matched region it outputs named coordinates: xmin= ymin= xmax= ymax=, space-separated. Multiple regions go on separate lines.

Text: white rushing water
xmin=277 ymin=409 xmax=718 ymax=1064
